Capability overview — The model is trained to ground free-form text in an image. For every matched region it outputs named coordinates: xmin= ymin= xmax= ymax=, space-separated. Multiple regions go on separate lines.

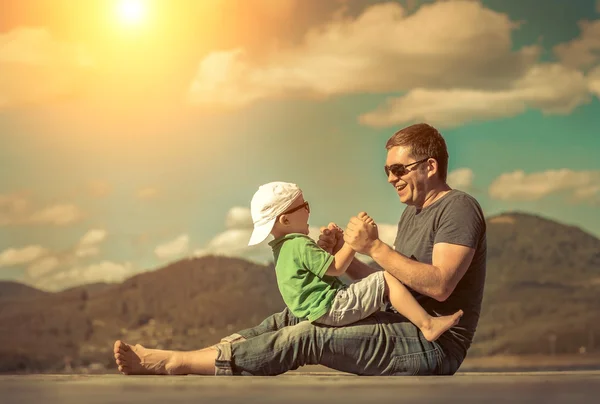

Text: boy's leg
xmin=313 ymin=271 xmax=386 ymax=326
xmin=382 ymin=272 xmax=463 ymax=342
xmin=215 ymin=311 xmax=463 ymax=376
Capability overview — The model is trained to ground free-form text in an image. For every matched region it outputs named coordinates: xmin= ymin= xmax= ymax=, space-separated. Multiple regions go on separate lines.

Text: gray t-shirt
xmin=393 ymin=189 xmax=486 ymax=360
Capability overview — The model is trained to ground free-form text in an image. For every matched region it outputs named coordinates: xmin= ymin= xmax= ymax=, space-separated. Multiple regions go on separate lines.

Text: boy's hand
xmin=318 ymin=223 xmax=344 ymax=254
xmin=331 ymin=224 xmax=345 ymax=253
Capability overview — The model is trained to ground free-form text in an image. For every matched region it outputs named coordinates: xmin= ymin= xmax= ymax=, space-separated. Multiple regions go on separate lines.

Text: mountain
xmin=0 ymin=281 xmax=50 ymax=301
xmin=470 ymin=212 xmax=600 ymax=356
xmin=0 ymin=212 xmax=599 ymax=372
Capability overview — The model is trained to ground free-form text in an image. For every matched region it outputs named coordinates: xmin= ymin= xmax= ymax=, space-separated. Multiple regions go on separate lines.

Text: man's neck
xmin=419 ymin=183 xmax=452 ymax=210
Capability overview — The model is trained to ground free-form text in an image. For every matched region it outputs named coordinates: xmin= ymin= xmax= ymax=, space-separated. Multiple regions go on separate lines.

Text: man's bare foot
xmin=113 ymin=340 xmax=186 ymax=375
xmin=420 ymin=310 xmax=464 ymax=342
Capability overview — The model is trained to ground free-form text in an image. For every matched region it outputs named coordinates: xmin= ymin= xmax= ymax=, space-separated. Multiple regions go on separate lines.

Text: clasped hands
xmin=317 ymin=212 xmax=380 ymax=255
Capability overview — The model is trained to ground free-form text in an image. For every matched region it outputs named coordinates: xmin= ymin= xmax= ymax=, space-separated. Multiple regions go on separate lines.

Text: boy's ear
xmin=278 ymin=215 xmax=289 ymax=225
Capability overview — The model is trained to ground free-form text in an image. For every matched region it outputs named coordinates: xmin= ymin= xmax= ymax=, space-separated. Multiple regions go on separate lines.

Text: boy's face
xmin=277 ymin=194 xmax=310 ymax=235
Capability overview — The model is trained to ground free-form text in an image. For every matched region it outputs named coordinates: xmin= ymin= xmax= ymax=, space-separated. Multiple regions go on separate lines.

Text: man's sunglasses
xmin=384 ymin=157 xmax=430 ymax=178
xmin=281 ymin=201 xmax=310 ymax=215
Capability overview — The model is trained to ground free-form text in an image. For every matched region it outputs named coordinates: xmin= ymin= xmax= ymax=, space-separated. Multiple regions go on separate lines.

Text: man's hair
xmin=385 ymin=123 xmax=449 ymax=182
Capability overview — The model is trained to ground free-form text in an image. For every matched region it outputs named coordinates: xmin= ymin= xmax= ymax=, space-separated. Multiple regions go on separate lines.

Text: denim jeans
xmin=214 ymin=307 xmax=464 ymax=376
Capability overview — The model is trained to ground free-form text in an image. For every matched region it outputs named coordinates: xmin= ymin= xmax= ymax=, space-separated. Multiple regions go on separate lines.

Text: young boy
xmin=248 ymin=181 xmax=463 ymax=342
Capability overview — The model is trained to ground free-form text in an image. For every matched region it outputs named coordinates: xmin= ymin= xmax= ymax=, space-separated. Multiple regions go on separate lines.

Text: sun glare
xmin=117 ymin=0 xmax=146 ymax=25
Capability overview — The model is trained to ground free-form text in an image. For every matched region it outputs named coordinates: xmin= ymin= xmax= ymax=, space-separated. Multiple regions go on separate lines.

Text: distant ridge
xmin=0 ymin=281 xmax=49 ymax=301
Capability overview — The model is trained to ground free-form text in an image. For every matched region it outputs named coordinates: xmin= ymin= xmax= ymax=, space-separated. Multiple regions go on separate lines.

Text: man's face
xmin=385 ymin=146 xmax=430 ymax=207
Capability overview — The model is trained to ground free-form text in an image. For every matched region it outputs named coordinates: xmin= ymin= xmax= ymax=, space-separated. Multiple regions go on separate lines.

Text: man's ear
xmin=278 ymin=215 xmax=289 ymax=226
xmin=427 ymin=158 xmax=439 ymax=179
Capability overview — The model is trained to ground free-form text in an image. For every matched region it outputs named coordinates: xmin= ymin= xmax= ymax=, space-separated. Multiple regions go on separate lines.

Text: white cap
xmin=248 ymin=182 xmax=302 ymax=246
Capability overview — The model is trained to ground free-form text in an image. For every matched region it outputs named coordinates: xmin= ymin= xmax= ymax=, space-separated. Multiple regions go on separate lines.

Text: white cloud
xmin=26 ymin=256 xmax=60 ymax=278
xmin=554 ymin=20 xmax=600 ymax=69
xmin=79 ymin=229 xmax=107 ymax=246
xmin=12 ymin=228 xmax=107 ymax=284
xmin=33 ymin=261 xmax=134 ymax=292
xmin=573 ymin=184 xmax=600 ymax=201
xmin=155 ymin=234 xmax=190 ymax=260
xmin=194 ymin=227 xmax=273 ymax=264
xmin=225 ymin=206 xmax=254 ymax=229
xmin=359 ymin=63 xmax=591 ymax=128
xmin=136 ymin=187 xmax=159 ymax=200
xmin=489 ymin=169 xmax=600 ymax=202
xmin=0 ymin=245 xmax=47 ymax=268
xmin=75 ymin=246 xmax=100 ymax=258
xmin=589 ymin=65 xmax=600 ymax=96
xmin=0 ymin=27 xmax=93 ymax=108
xmin=4 ymin=229 xmax=126 ymax=291
xmin=28 ymin=203 xmax=83 ymax=225
xmin=193 ymin=207 xmax=273 ymax=263
xmin=448 ymin=168 xmax=475 ymax=190
xmin=1 ymin=193 xmax=84 ymax=227
xmin=188 ymin=1 xmax=539 ymax=109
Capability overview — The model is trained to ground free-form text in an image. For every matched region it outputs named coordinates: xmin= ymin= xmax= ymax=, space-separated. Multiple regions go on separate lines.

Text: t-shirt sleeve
xmin=434 ymin=195 xmax=485 ymax=249
xmin=296 ymin=236 xmax=334 ymax=279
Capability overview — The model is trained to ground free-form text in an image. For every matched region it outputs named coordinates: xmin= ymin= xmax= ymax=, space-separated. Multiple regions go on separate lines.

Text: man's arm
xmin=368 ymin=240 xmax=475 ymax=301
xmin=344 ymin=212 xmax=478 ymax=301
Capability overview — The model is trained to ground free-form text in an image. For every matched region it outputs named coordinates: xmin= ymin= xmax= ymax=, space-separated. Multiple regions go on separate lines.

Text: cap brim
xmin=248 ymin=217 xmax=276 ymax=246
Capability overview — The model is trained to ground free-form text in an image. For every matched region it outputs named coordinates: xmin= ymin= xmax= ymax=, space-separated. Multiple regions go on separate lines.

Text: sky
xmin=1 ymin=0 xmax=599 ymax=291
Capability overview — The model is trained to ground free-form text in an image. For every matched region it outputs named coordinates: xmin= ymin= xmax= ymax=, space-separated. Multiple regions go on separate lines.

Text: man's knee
xmin=220 ymin=333 xmax=246 ymax=344
xmin=272 ymin=321 xmax=319 ymax=350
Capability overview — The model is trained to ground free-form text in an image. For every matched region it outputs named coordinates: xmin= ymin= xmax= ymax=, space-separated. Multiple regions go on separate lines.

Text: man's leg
xmin=215 ymin=311 xmax=464 ymax=376
xmin=114 ymin=311 xmax=462 ymax=376
xmin=220 ymin=307 xmax=302 ymax=345
xmin=114 ymin=308 xmax=303 ymax=375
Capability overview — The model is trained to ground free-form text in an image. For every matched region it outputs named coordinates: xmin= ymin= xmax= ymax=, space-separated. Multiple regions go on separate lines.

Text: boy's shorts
xmin=314 ymin=271 xmax=387 ymax=326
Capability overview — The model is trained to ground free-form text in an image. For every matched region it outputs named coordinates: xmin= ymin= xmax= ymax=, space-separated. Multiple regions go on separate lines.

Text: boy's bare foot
xmin=420 ymin=310 xmax=463 ymax=342
xmin=113 ymin=340 xmax=186 ymax=375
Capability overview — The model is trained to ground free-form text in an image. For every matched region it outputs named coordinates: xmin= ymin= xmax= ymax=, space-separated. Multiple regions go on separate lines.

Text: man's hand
xmin=318 ymin=222 xmax=344 ymax=254
xmin=344 ymin=212 xmax=380 ymax=255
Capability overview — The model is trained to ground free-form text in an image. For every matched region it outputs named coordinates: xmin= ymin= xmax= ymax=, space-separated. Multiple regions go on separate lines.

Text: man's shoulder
xmin=438 ymin=190 xmax=484 ymax=214
xmin=444 ymin=189 xmax=480 ymax=204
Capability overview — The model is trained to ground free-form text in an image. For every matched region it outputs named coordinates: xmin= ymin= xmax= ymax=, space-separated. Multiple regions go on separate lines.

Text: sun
xmin=116 ymin=0 xmax=146 ymax=25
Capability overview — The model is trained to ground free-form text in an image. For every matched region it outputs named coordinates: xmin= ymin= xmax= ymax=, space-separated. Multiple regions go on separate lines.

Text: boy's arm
xmin=344 ymin=257 xmax=379 ymax=280
xmin=325 ymin=243 xmax=356 ymax=276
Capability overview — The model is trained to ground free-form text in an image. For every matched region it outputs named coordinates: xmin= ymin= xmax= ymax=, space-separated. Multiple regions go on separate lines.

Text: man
xmin=114 ymin=123 xmax=486 ymax=376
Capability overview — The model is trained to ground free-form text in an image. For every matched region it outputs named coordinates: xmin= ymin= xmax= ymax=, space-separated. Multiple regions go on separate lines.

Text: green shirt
xmin=269 ymin=233 xmax=345 ymax=322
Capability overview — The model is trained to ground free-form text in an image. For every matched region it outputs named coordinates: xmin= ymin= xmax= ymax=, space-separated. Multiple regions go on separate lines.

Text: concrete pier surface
xmin=2 ymin=371 xmax=600 ymax=404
